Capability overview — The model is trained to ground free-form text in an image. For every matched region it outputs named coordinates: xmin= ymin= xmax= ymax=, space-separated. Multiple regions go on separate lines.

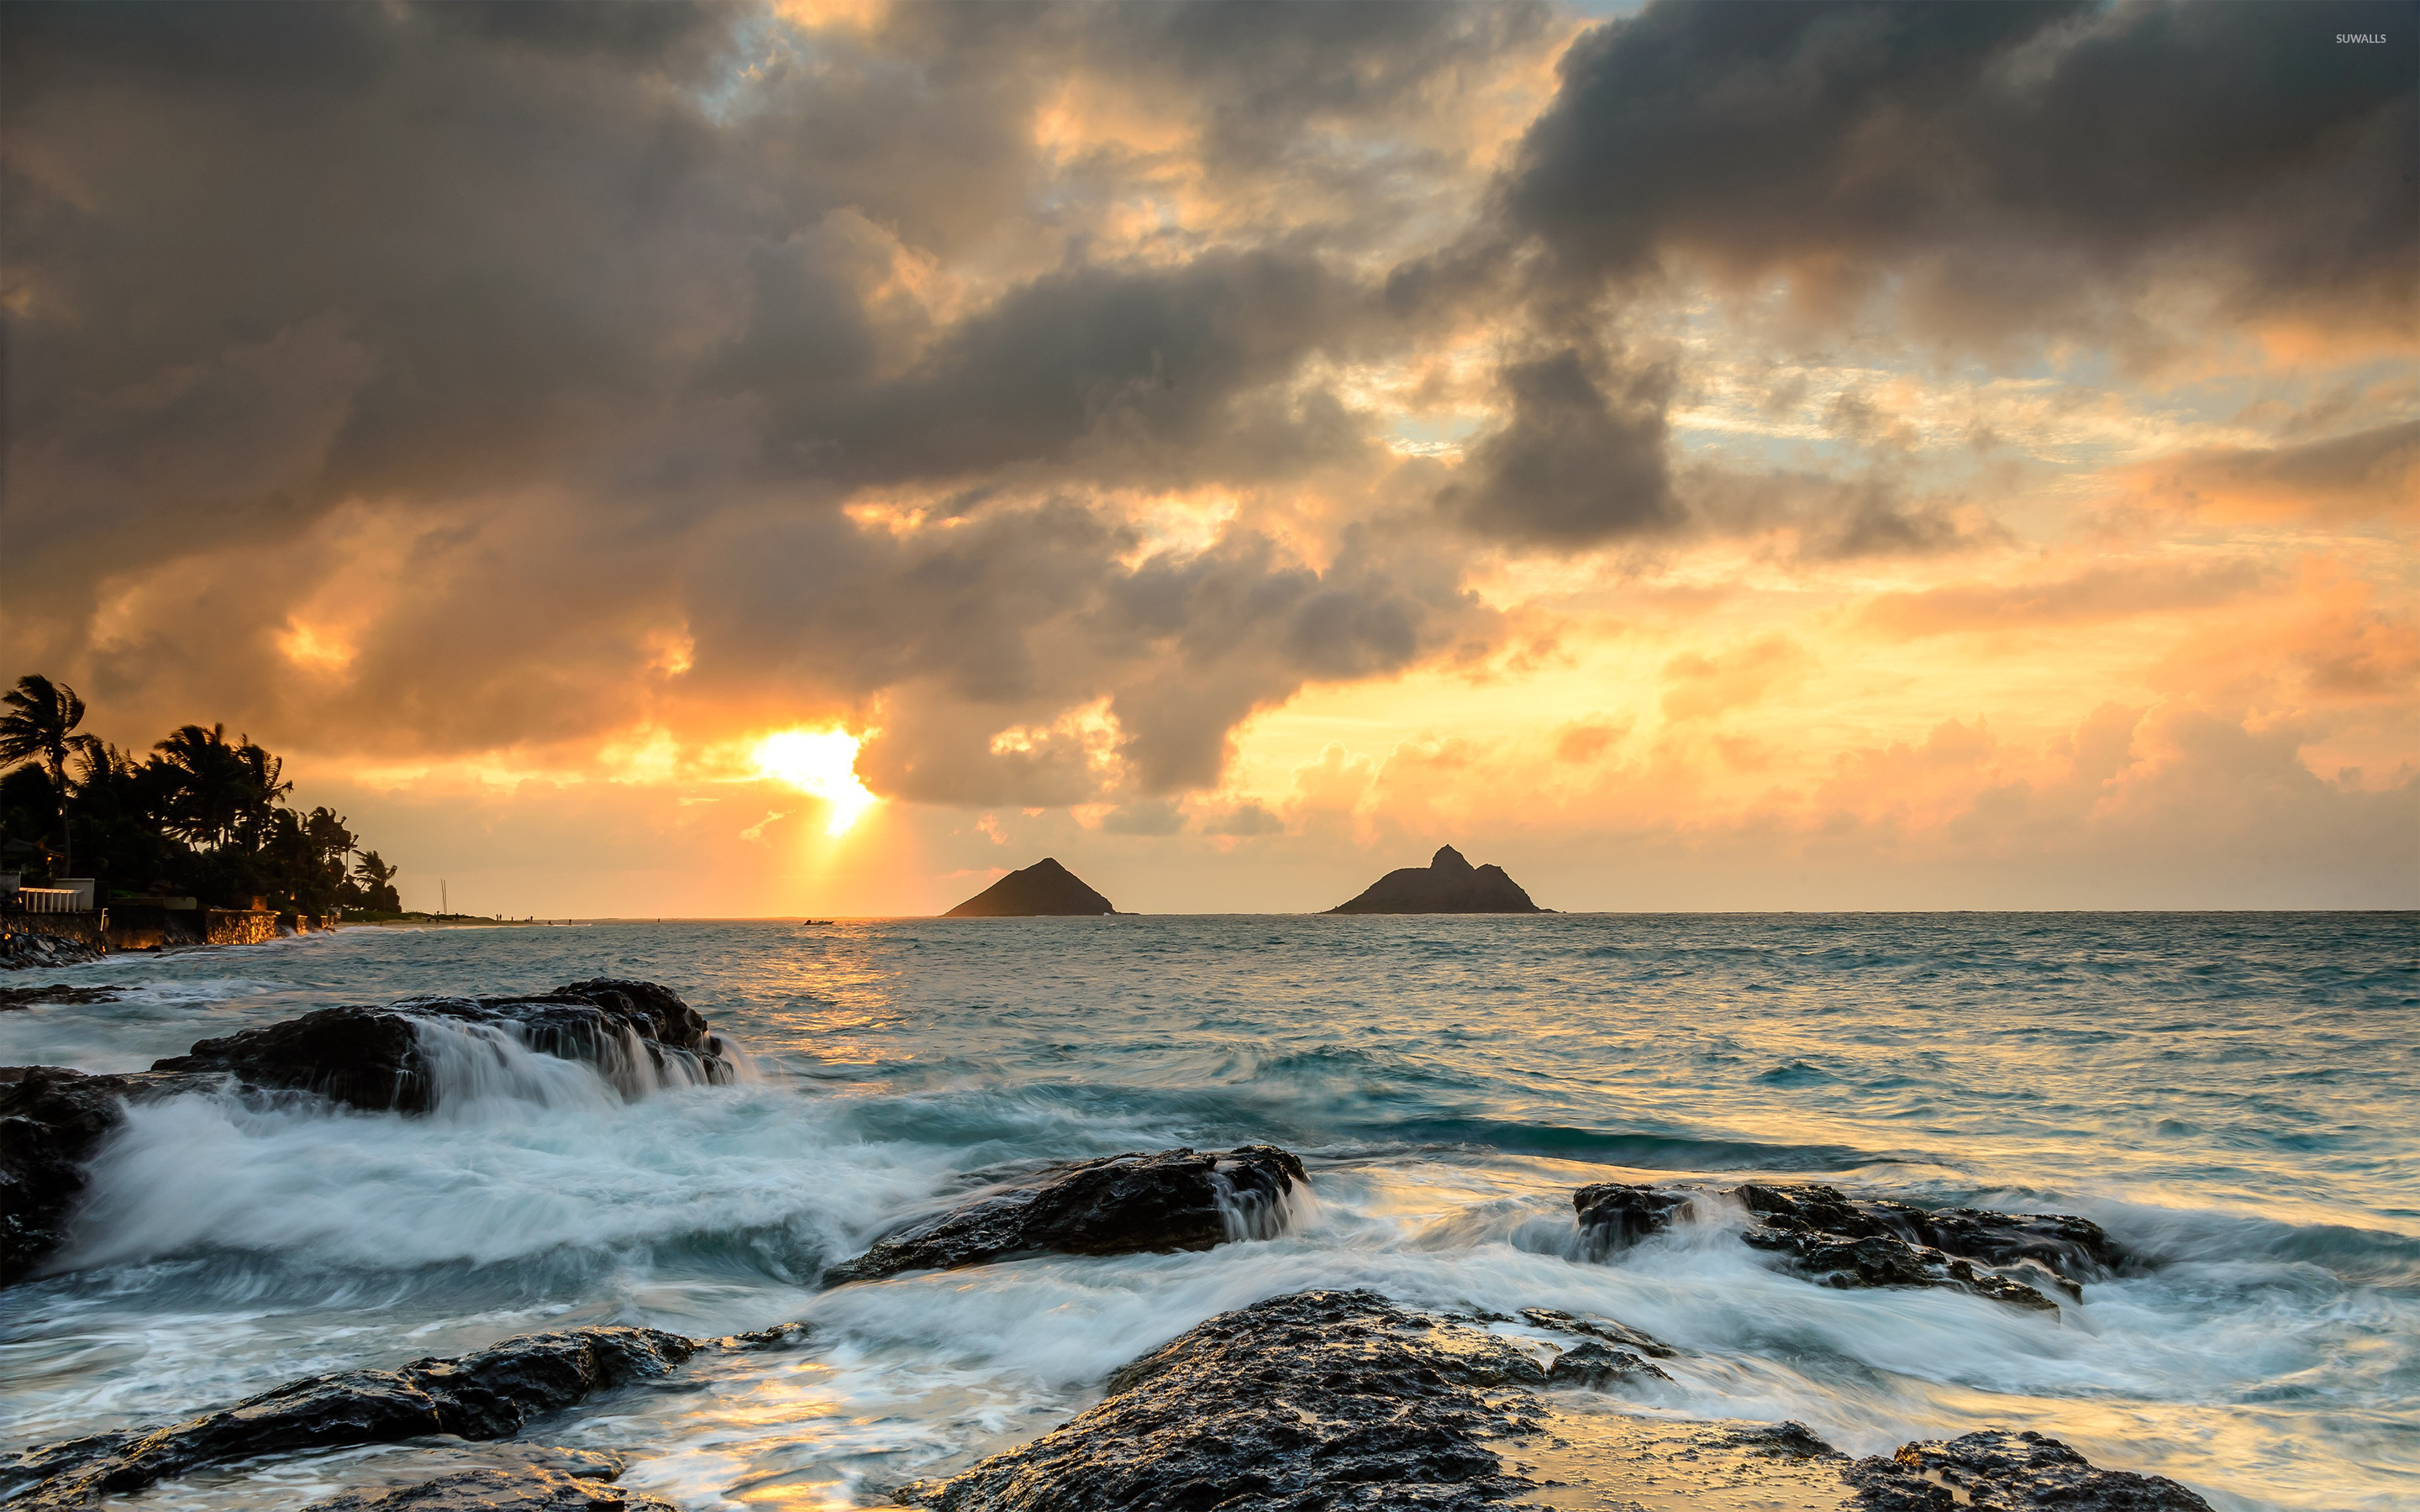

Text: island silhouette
xmin=943 ymin=858 xmax=1117 ymax=916
xmin=1326 ymin=845 xmax=1544 ymax=914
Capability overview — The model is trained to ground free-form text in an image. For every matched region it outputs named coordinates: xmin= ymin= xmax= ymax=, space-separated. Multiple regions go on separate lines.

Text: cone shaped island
xmin=943 ymin=857 xmax=1118 ymax=916
xmin=1326 ymin=845 xmax=1545 ymax=914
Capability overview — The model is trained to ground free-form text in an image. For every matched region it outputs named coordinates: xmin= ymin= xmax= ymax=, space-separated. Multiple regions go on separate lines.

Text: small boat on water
xmin=798 ymin=919 xmax=834 ymax=927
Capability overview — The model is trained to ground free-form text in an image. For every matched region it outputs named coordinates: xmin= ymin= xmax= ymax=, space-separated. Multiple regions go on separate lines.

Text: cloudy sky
xmin=3 ymin=0 xmax=2413 ymax=914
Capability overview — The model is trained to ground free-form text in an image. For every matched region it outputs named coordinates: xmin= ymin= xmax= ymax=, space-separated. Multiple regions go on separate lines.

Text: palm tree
xmin=152 ymin=723 xmax=249 ymax=850
xmin=0 ymin=675 xmax=100 ymax=874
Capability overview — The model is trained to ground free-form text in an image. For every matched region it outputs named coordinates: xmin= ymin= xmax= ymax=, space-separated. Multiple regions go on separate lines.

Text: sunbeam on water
xmin=0 ymin=914 xmax=2412 ymax=1511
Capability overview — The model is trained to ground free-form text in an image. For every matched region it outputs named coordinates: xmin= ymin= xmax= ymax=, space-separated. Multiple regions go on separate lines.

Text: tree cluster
xmin=0 ymin=675 xmax=402 ymax=915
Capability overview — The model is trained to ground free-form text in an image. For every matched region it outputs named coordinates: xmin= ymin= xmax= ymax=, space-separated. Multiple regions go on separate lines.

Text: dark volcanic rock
xmin=0 ymin=1066 xmax=204 ymax=1287
xmin=3 ymin=1327 xmax=697 ymax=1510
xmin=0 ymin=985 xmax=124 ymax=1012
xmin=1573 ymin=1181 xmax=1691 ymax=1255
xmin=3 ymin=980 xmax=732 ymax=1287
xmin=898 ymin=1289 xmax=2208 ymax=1512
xmin=901 ymin=1289 xmax=1545 ymax=1511
xmin=1733 ymin=1184 xmax=2119 ymax=1310
xmin=1325 ymin=846 xmax=1543 ymax=914
xmin=1517 ymin=1307 xmax=1676 ymax=1359
xmin=1564 ymin=1178 xmax=2122 ymax=1312
xmin=825 ymin=1146 xmax=1305 ymax=1284
xmin=302 ymin=1465 xmax=679 ymax=1511
xmin=1544 ymin=1339 xmax=1670 ymax=1389
xmin=1844 ymin=1429 xmax=2214 ymax=1510
xmin=150 ymin=979 xmax=737 ymax=1113
xmin=942 ymin=858 xmax=1117 ymax=916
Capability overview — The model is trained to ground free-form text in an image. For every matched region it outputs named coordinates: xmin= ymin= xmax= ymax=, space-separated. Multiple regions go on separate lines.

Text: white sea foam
xmin=4 ymin=916 xmax=2412 ymax=1512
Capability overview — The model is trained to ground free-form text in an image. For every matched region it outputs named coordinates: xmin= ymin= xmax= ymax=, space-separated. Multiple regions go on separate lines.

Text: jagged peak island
xmin=1327 ymin=844 xmax=1545 ymax=914
xmin=942 ymin=857 xmax=1118 ymax=916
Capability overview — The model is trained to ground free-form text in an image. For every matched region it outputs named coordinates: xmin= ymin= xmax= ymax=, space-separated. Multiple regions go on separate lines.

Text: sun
xmin=752 ymin=728 xmax=880 ymax=836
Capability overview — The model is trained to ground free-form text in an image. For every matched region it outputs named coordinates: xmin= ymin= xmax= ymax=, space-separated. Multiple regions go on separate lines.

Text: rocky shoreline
xmin=2 ymin=976 xmax=2219 ymax=1510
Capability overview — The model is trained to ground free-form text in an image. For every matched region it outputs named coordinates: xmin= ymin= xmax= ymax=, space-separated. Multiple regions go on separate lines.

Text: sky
xmin=3 ymin=0 xmax=2414 ymax=916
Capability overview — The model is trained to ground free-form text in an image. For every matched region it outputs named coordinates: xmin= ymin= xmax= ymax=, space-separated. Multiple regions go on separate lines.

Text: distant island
xmin=1327 ymin=845 xmax=1544 ymax=914
xmin=943 ymin=858 xmax=1117 ymax=916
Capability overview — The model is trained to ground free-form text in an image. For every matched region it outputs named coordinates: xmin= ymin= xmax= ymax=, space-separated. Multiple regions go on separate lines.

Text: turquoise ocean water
xmin=0 ymin=915 xmax=2412 ymax=1509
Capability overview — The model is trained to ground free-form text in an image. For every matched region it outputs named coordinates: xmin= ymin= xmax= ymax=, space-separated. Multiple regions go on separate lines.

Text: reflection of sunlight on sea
xmin=0 ymin=914 xmax=2412 ymax=1511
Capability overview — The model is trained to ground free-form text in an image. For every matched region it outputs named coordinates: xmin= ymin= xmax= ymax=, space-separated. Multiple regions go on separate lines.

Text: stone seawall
xmin=1 ymin=911 xmax=111 ymax=952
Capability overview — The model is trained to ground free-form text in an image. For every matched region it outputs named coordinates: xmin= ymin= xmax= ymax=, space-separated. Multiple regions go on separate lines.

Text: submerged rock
xmin=1568 ymin=1179 xmax=2123 ymax=1312
xmin=898 ymin=1289 xmax=2209 ymax=1512
xmin=150 ymin=978 xmax=739 ymax=1113
xmin=0 ymin=985 xmax=124 ymax=1013
xmin=1325 ymin=845 xmax=1544 ymax=914
xmin=1516 ymin=1306 xmax=1676 ymax=1359
xmin=825 ymin=1146 xmax=1306 ymax=1284
xmin=302 ymin=1464 xmax=679 ymax=1512
xmin=941 ymin=858 xmax=1118 ymax=916
xmin=1 ymin=1327 xmax=697 ymax=1509
xmin=1844 ymin=1429 xmax=2214 ymax=1510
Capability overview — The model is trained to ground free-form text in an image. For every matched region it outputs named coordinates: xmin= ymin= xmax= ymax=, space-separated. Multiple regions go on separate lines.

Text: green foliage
xmin=2 ymin=674 xmax=397 ymax=915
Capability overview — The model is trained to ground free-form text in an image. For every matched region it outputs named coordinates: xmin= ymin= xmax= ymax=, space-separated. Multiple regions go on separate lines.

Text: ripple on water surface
xmin=0 ymin=913 xmax=2413 ymax=1512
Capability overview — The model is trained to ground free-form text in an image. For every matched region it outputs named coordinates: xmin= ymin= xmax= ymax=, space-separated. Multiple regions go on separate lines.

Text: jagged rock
xmin=825 ymin=1146 xmax=1305 ymax=1284
xmin=0 ymin=1066 xmax=207 ymax=1287
xmin=1544 ymin=1340 xmax=1670 ymax=1388
xmin=942 ymin=858 xmax=1117 ymax=916
xmin=1517 ymin=1307 xmax=1675 ymax=1359
xmin=1733 ymin=1184 xmax=2119 ymax=1310
xmin=899 ymin=1289 xmax=1544 ymax=1510
xmin=897 ymin=1289 xmax=2207 ymax=1512
xmin=0 ymin=985 xmax=124 ymax=1012
xmin=150 ymin=978 xmax=738 ymax=1113
xmin=0 ymin=931 xmax=105 ymax=970
xmin=1325 ymin=845 xmax=1544 ymax=914
xmin=1573 ymin=1181 xmax=1691 ymax=1254
xmin=3 ymin=980 xmax=732 ymax=1287
xmin=1 ymin=1327 xmax=697 ymax=1509
xmin=1843 ymin=1429 xmax=2213 ymax=1510
xmin=1565 ymin=1179 xmax=2122 ymax=1312
xmin=302 ymin=1465 xmax=679 ymax=1511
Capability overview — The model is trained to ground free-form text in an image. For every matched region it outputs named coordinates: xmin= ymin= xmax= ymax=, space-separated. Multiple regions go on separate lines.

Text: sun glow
xmin=752 ymin=729 xmax=880 ymax=836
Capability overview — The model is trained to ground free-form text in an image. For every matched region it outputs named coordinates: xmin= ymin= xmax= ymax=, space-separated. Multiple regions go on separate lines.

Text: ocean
xmin=0 ymin=915 xmax=2412 ymax=1510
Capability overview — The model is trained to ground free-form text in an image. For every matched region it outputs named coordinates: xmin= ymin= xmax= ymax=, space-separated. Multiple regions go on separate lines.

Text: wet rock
xmin=1843 ymin=1429 xmax=2214 ymax=1510
xmin=2 ymin=1327 xmax=697 ymax=1509
xmin=0 ymin=985 xmax=124 ymax=1012
xmin=900 ymin=1289 xmax=1544 ymax=1511
xmin=1516 ymin=1307 xmax=1676 ymax=1358
xmin=1325 ymin=845 xmax=1544 ymax=914
xmin=1571 ymin=1181 xmax=1691 ymax=1253
xmin=0 ymin=931 xmax=105 ymax=970
xmin=1544 ymin=1340 xmax=1670 ymax=1389
xmin=0 ymin=1065 xmax=208 ymax=1287
xmin=1727 ymin=1420 xmax=1844 ymax=1459
xmin=150 ymin=979 xmax=737 ymax=1113
xmin=1733 ymin=1184 xmax=2119 ymax=1310
xmin=899 ymin=1289 xmax=2202 ymax=1512
xmin=302 ymin=1465 xmax=679 ymax=1512
xmin=824 ymin=1146 xmax=1306 ymax=1284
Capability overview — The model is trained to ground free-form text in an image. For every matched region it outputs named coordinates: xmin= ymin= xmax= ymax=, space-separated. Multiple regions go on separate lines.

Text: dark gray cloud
xmin=1440 ymin=347 xmax=1678 ymax=547
xmin=1503 ymin=0 xmax=2417 ymax=326
xmin=1 ymin=0 xmax=1539 ymax=802
xmin=1437 ymin=0 xmax=2417 ymax=551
